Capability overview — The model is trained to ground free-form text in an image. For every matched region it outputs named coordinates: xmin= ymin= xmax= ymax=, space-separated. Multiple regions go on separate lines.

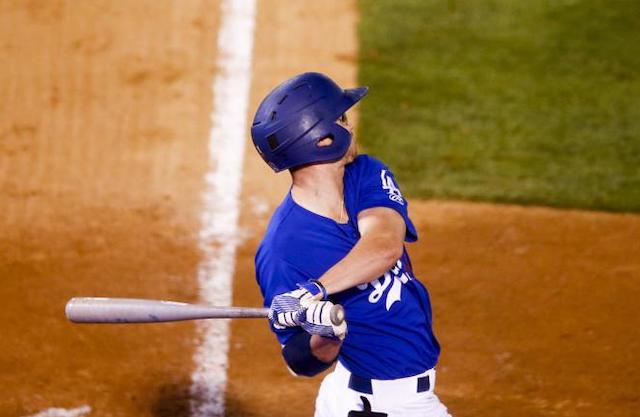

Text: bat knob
xmin=330 ymin=304 xmax=345 ymax=325
xmin=65 ymin=298 xmax=81 ymax=322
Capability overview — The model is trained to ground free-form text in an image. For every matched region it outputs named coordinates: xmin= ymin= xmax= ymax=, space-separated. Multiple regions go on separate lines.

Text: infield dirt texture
xmin=1 ymin=1 xmax=639 ymax=417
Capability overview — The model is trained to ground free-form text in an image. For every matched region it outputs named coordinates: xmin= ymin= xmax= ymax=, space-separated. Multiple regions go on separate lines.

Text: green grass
xmin=357 ymin=0 xmax=640 ymax=212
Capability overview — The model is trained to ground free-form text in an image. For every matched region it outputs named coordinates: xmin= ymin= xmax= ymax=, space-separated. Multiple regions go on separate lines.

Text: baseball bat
xmin=65 ymin=297 xmax=346 ymax=325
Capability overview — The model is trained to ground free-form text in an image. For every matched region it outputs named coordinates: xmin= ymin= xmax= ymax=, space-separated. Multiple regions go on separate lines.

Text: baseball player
xmin=251 ymin=72 xmax=452 ymax=417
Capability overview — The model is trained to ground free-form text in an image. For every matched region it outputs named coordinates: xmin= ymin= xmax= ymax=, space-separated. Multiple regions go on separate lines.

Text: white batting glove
xmin=298 ymin=299 xmax=348 ymax=341
xmin=268 ymin=288 xmax=314 ymax=329
xmin=268 ymin=280 xmax=328 ymax=330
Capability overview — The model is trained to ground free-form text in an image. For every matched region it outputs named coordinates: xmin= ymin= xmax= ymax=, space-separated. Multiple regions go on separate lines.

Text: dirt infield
xmin=0 ymin=1 xmax=218 ymax=416
xmin=1 ymin=1 xmax=639 ymax=417
xmin=410 ymin=201 xmax=640 ymax=417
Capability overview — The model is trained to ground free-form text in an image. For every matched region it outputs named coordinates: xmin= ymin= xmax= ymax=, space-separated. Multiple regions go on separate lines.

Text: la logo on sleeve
xmin=380 ymin=170 xmax=405 ymax=205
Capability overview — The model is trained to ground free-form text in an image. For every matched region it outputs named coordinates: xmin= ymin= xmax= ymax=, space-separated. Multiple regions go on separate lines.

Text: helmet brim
xmin=336 ymin=86 xmax=369 ymax=115
xmin=344 ymin=87 xmax=369 ymax=105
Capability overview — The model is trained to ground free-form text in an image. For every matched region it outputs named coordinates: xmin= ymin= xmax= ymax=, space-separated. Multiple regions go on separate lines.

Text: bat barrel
xmin=65 ymin=297 xmax=269 ymax=323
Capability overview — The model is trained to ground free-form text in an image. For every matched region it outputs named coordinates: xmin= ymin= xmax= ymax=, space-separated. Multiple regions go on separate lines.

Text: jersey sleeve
xmin=255 ymin=252 xmax=312 ymax=345
xmin=354 ymin=156 xmax=418 ymax=242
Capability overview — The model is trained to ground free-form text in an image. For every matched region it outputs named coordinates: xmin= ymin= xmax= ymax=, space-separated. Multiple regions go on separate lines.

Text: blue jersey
xmin=255 ymin=154 xmax=440 ymax=380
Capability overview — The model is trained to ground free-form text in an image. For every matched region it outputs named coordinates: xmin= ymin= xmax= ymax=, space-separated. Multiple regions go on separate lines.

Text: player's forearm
xmin=318 ymin=234 xmax=403 ymax=295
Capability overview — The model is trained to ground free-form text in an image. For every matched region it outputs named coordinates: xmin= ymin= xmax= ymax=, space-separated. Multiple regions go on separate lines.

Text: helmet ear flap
xmin=284 ymin=122 xmax=351 ymax=170
xmin=318 ymin=122 xmax=351 ymax=156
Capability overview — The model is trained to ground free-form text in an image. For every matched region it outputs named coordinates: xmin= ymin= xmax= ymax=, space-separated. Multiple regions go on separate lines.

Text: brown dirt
xmin=1 ymin=2 xmax=639 ymax=417
xmin=0 ymin=1 xmax=218 ymax=416
xmin=410 ymin=201 xmax=640 ymax=417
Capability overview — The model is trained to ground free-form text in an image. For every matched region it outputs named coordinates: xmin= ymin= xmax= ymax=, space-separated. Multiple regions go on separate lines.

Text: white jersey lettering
xmin=380 ymin=169 xmax=405 ymax=205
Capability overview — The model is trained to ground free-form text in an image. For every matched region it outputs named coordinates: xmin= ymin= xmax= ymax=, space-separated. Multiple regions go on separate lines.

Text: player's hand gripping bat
xmin=65 ymin=297 xmax=345 ymax=325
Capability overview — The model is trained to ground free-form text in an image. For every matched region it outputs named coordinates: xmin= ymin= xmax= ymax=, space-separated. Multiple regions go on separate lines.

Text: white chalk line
xmin=22 ymin=405 xmax=91 ymax=417
xmin=189 ymin=1 xmax=257 ymax=417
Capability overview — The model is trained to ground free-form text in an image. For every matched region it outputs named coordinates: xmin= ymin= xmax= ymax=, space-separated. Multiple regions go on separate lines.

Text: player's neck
xmin=290 ymin=162 xmax=347 ymax=223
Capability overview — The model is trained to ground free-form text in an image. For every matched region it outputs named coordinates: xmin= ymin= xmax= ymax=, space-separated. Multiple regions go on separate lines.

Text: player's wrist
xmin=298 ymin=279 xmax=328 ymax=300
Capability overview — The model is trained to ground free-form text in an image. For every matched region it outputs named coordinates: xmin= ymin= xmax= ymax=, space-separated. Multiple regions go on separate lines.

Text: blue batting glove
xmin=297 ymin=279 xmax=328 ymax=300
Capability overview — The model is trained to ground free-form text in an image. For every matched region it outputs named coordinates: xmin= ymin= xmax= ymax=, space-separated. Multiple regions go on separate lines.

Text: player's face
xmin=337 ymin=113 xmax=358 ymax=163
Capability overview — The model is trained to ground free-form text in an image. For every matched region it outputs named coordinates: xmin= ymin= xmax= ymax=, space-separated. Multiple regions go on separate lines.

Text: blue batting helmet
xmin=251 ymin=72 xmax=368 ymax=172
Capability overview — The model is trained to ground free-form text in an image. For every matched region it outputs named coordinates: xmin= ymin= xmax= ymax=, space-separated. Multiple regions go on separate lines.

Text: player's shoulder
xmin=261 ymin=197 xmax=295 ymax=244
xmin=257 ymin=193 xmax=303 ymax=260
xmin=255 ymin=196 xmax=310 ymax=285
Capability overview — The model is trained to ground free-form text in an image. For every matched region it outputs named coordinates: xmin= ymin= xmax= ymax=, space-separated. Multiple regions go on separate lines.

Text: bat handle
xmin=329 ymin=304 xmax=345 ymax=326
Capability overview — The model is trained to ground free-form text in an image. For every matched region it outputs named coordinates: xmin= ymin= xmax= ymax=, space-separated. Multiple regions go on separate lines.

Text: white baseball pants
xmin=314 ymin=362 xmax=452 ymax=417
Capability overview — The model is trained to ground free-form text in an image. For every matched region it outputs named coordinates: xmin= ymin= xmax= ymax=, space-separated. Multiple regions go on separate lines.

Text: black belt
xmin=348 ymin=373 xmax=431 ymax=395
